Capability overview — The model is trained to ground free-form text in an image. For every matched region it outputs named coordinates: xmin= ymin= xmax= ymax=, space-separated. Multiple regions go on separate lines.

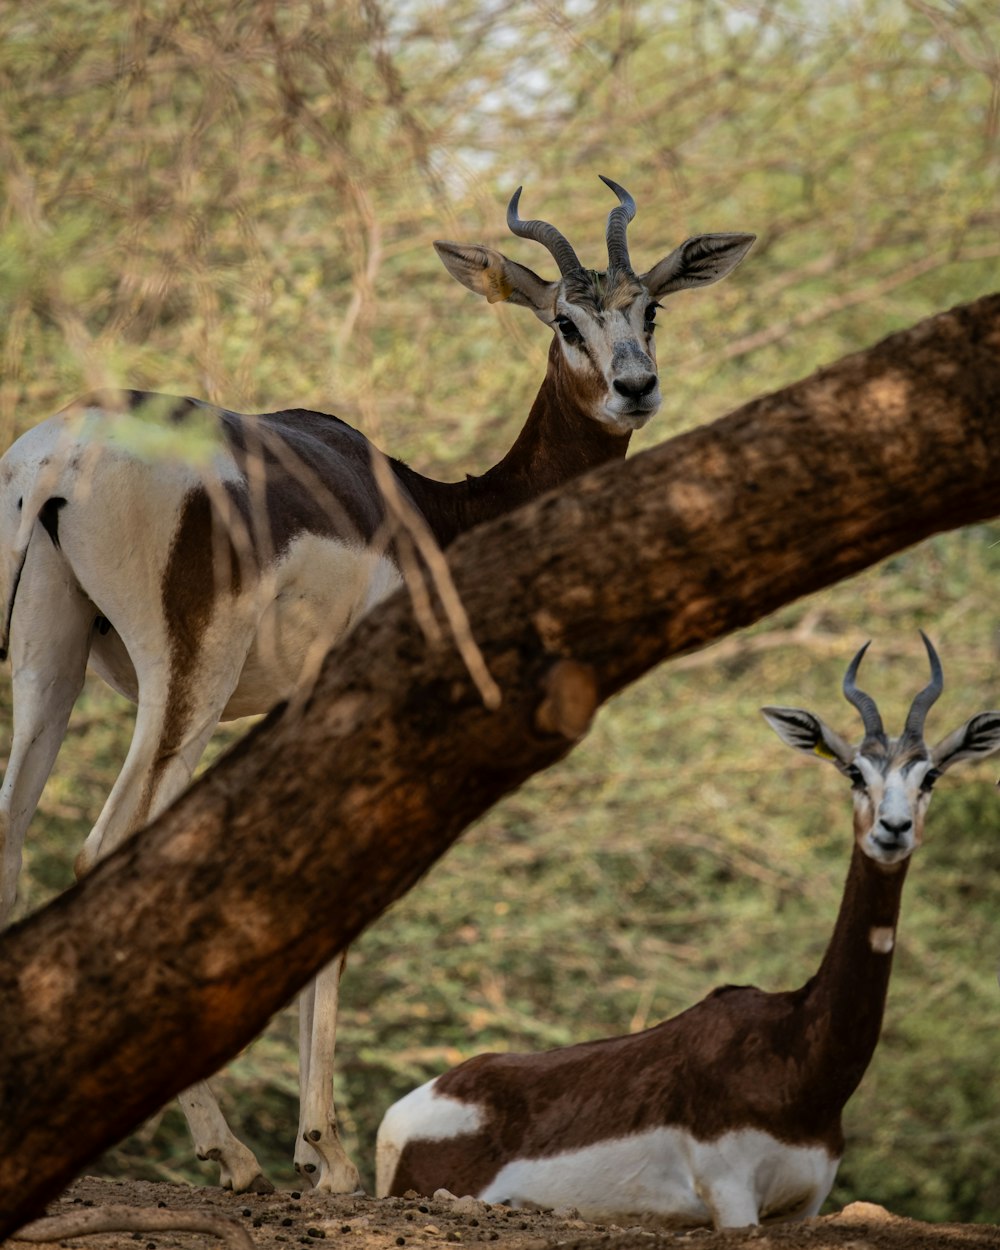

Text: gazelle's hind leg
xmin=75 ymin=614 xmax=274 ymax=1194
xmin=72 ymin=669 xmax=218 ymax=878
xmin=295 ymin=952 xmax=361 ymax=1192
xmin=74 ymin=618 xmax=256 ymax=874
xmin=153 ymin=625 xmax=275 ymax=1195
xmin=0 ymin=529 xmax=94 ymax=923
xmin=177 ymin=1083 xmax=275 ymax=1194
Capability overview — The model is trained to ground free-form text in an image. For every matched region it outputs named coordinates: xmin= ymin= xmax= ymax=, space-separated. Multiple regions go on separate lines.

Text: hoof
xmin=248 ymin=1174 xmax=276 ymax=1195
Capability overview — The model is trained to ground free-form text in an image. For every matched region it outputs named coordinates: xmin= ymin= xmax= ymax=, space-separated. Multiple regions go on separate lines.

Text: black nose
xmin=614 ymin=374 xmax=658 ymax=400
xmin=880 ymin=818 xmax=912 ymax=836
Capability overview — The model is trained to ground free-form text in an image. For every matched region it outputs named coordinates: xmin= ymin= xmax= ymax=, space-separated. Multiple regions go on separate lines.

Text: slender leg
xmin=298 ymin=979 xmax=315 ymax=1103
xmin=75 ymin=618 xmax=274 ymax=1195
xmin=0 ymin=530 xmax=94 ymax=923
xmin=75 ymin=615 xmax=254 ymax=871
xmin=176 ymin=1082 xmax=274 ymax=1194
xmin=295 ymin=978 xmax=317 ymax=1183
xmin=73 ymin=675 xmax=218 ymax=875
xmin=294 ymin=951 xmax=362 ymax=1193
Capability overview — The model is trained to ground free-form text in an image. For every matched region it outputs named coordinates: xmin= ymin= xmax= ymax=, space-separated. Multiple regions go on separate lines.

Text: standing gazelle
xmin=0 ymin=179 xmax=753 ymax=1195
xmin=376 ymin=636 xmax=1000 ymax=1229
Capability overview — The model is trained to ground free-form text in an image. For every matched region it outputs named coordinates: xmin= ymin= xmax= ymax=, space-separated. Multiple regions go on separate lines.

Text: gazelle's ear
xmin=930 ymin=712 xmax=1000 ymax=772
xmin=639 ymin=233 xmax=755 ymax=299
xmin=761 ymin=706 xmax=855 ymax=767
xmin=434 ymin=242 xmax=556 ymax=321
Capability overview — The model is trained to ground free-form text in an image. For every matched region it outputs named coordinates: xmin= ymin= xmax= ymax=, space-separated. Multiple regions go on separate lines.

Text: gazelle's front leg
xmin=690 ymin=1138 xmax=762 ymax=1230
xmin=295 ymin=951 xmax=362 ymax=1192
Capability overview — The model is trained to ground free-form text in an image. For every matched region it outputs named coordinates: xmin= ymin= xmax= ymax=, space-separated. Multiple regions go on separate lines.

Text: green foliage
xmin=2 ymin=0 xmax=1000 ymax=1226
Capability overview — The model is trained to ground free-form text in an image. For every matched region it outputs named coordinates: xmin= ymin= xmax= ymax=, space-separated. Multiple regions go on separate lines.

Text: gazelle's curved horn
xmin=600 ymin=175 xmax=636 ymax=272
xmin=903 ymin=631 xmax=944 ymax=742
xmin=507 ymin=187 xmax=582 ymax=276
xmin=843 ymin=641 xmax=885 ymax=740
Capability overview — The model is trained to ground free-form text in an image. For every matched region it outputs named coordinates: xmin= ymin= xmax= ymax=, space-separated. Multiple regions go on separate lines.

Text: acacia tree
xmin=1 ymin=292 xmax=999 ymax=1237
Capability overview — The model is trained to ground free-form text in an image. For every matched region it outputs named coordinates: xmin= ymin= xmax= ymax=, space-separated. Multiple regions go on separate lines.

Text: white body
xmin=0 ymin=407 xmax=399 ymax=872
xmin=0 ymin=403 xmax=396 ymax=1193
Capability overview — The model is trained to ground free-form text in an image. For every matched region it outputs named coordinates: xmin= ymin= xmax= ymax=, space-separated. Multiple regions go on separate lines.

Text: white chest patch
xmin=868 ymin=926 xmax=895 ymax=954
xmin=475 ymin=1127 xmax=839 ymax=1229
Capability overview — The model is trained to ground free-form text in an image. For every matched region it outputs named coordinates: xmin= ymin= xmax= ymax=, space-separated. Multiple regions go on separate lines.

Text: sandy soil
xmin=7 ymin=1178 xmax=1000 ymax=1250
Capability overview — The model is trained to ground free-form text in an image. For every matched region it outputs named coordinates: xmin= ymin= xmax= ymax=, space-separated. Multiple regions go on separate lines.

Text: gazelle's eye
xmin=644 ymin=303 xmax=660 ymax=331
xmin=555 ymin=315 xmax=582 ymax=345
xmin=845 ymin=764 xmax=865 ymax=789
xmin=921 ymin=767 xmax=941 ymax=792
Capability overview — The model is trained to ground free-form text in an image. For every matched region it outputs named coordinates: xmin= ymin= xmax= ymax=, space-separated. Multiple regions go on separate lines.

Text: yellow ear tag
xmin=813 ymin=742 xmax=836 ymax=761
xmin=483 ymin=264 xmax=513 ymax=304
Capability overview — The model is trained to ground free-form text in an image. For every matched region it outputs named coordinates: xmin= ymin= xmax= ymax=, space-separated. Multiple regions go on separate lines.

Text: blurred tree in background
xmin=1 ymin=0 xmax=999 ymax=1224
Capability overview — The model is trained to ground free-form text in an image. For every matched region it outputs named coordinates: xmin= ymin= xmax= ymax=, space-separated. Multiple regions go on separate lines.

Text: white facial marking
xmin=877 ymin=770 xmax=912 ymax=830
xmin=869 ymin=926 xmax=895 ymax=954
xmin=853 ymin=755 xmax=881 ymax=787
xmin=853 ymin=752 xmax=930 ymax=865
xmin=473 ymin=1127 xmax=838 ymax=1229
xmin=555 ymin=297 xmax=660 ymax=432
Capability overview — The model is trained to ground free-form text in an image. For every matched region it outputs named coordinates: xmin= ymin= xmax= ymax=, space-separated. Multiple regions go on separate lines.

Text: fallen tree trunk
xmin=1 ymin=294 xmax=999 ymax=1235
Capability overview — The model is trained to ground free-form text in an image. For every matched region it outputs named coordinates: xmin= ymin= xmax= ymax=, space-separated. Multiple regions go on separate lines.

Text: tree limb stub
xmin=535 ymin=659 xmax=599 ymax=739
xmin=1 ymin=295 xmax=999 ymax=1235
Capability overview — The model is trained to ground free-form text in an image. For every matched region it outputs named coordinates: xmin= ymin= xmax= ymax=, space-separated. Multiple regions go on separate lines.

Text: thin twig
xmin=369 ymin=447 xmax=502 ymax=710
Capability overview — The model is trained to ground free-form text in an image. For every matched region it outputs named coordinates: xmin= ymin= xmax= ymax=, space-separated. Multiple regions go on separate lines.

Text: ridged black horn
xmin=600 ymin=175 xmax=636 ymax=273
xmin=903 ymin=631 xmax=944 ymax=742
xmin=506 ymin=187 xmax=582 ymax=276
xmin=843 ymin=641 xmax=885 ymax=741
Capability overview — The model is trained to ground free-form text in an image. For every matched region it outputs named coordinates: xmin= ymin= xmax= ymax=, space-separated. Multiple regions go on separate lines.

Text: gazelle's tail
xmin=0 ymin=458 xmax=66 ymax=661
xmin=0 ymin=482 xmax=36 ymax=662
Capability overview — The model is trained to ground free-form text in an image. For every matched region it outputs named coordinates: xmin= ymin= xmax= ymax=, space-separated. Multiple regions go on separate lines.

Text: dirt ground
xmin=7 ymin=1177 xmax=1000 ymax=1250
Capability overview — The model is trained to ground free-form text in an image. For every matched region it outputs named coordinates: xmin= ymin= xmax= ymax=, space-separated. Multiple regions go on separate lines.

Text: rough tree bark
xmin=1 ymin=295 xmax=999 ymax=1236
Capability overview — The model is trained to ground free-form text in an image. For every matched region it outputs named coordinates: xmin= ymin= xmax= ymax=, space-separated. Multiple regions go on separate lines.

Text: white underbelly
xmin=87 ymin=533 xmax=402 ymax=718
xmin=222 ymin=535 xmax=402 ymax=718
xmin=476 ymin=1127 xmax=839 ymax=1228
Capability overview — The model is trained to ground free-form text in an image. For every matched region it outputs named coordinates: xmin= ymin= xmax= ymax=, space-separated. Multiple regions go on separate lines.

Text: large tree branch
xmin=1 ymin=294 xmax=999 ymax=1235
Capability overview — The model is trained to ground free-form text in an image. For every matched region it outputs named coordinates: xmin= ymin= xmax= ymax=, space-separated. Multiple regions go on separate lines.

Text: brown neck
xmin=799 ymin=843 xmax=909 ymax=1110
xmin=394 ymin=341 xmax=631 ymax=548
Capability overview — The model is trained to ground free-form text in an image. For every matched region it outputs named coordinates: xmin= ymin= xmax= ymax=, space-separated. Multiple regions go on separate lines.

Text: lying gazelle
xmin=0 ymin=179 xmax=753 ymax=1195
xmin=376 ymin=636 xmax=1000 ymax=1228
